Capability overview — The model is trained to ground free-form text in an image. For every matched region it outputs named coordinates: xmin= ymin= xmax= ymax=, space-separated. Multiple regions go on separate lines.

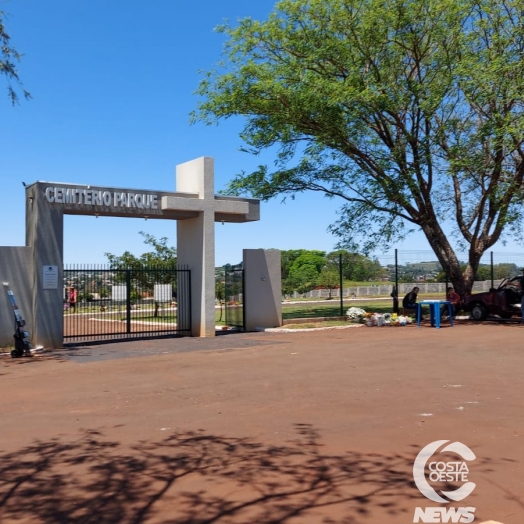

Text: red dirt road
xmin=1 ymin=322 xmax=522 ymax=523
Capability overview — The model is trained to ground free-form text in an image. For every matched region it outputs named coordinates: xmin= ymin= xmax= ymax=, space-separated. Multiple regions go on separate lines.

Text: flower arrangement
xmin=346 ymin=309 xmax=413 ymax=326
xmin=365 ymin=312 xmax=387 ymax=326
xmin=365 ymin=312 xmax=377 ymax=326
xmin=346 ymin=307 xmax=366 ymax=323
xmin=391 ymin=314 xmax=413 ymax=326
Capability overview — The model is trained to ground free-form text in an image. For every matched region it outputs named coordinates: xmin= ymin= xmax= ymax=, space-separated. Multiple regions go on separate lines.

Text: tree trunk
xmin=419 ymin=223 xmax=481 ymax=298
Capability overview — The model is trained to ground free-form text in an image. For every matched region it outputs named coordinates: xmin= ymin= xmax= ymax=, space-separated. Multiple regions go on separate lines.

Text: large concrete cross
xmin=167 ymin=157 xmax=259 ymax=336
xmin=25 ymin=157 xmax=260 ymax=346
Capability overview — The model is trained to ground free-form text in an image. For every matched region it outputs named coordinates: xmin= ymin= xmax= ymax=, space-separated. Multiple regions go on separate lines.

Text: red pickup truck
xmin=463 ymin=277 xmax=522 ymax=320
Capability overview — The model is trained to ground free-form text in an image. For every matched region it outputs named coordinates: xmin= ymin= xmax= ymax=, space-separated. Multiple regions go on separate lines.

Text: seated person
xmin=443 ymin=286 xmax=461 ymax=317
xmin=390 ymin=285 xmax=399 ymax=313
xmin=402 ymin=287 xmax=419 ymax=311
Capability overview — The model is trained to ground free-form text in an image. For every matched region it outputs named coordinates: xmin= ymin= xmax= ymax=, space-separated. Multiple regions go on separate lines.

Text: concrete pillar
xmin=176 ymin=157 xmax=216 ymax=337
xmin=243 ymin=249 xmax=282 ymax=331
xmin=25 ymin=184 xmax=64 ymax=348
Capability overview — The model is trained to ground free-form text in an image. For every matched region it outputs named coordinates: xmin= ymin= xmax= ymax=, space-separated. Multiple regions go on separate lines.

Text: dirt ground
xmin=0 ymin=321 xmax=522 ymax=524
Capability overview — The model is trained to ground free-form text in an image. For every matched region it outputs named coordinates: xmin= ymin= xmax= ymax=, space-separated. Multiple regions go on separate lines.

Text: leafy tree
xmin=398 ymin=275 xmax=418 ymax=284
xmin=215 ymin=280 xmax=225 ymax=303
xmin=1 ymin=11 xmax=31 ymax=104
xmin=78 ymin=292 xmax=93 ymax=302
xmin=215 ymin=280 xmax=225 ymax=321
xmin=493 ymin=263 xmax=519 ymax=279
xmin=349 ymin=257 xmax=381 ymax=282
xmin=281 ymin=250 xmax=312 ymax=280
xmin=193 ymin=0 xmax=524 ymax=296
xmin=326 ymin=250 xmax=385 ymax=282
xmin=437 ymin=262 xmax=519 ymax=282
xmin=280 ymin=249 xmax=326 ymax=294
xmin=290 ymin=252 xmax=326 ymax=274
xmin=474 ymin=266 xmax=491 ymax=282
xmin=317 ymin=266 xmax=339 ymax=298
xmin=325 ymin=251 xmax=352 ymax=281
xmin=105 ymin=231 xmax=177 ymax=268
xmin=288 ymin=263 xmax=320 ymax=294
xmin=105 ymin=231 xmax=177 ymax=297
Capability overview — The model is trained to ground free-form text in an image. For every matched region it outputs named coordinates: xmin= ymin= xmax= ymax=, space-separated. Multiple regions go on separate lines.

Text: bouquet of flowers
xmin=391 ymin=314 xmax=413 ymax=326
xmin=346 ymin=307 xmax=366 ymax=323
xmin=364 ymin=311 xmax=376 ymax=326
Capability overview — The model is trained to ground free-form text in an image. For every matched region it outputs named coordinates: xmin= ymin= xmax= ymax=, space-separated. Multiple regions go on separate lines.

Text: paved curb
xmin=257 ymin=324 xmax=365 ymax=333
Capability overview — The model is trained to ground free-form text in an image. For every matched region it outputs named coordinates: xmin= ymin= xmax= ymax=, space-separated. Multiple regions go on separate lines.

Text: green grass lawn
xmin=282 ymin=300 xmax=392 ymax=320
xmin=282 ymin=320 xmax=357 ymax=329
xmin=281 ymin=293 xmax=448 ymax=320
xmin=64 ymin=293 xmax=448 ymax=327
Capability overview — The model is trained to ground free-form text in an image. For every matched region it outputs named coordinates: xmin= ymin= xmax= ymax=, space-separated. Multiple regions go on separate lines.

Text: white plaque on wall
xmin=154 ymin=284 xmax=172 ymax=302
xmin=43 ymin=265 xmax=58 ymax=289
xmin=112 ymin=285 xmax=127 ymax=301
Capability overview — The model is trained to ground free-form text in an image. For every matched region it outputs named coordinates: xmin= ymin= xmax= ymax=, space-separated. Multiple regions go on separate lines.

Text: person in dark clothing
xmin=402 ymin=287 xmax=419 ymax=310
xmin=390 ymin=285 xmax=399 ymax=313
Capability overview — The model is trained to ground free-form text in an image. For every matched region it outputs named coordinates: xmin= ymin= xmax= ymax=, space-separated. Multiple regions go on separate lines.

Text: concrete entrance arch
xmin=24 ymin=157 xmax=260 ymax=347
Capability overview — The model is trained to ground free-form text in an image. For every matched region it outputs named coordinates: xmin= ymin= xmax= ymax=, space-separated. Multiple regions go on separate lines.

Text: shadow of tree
xmin=0 ymin=424 xmax=427 ymax=523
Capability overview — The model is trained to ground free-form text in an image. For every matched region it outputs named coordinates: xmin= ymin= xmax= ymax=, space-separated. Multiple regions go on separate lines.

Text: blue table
xmin=417 ymin=300 xmax=454 ymax=328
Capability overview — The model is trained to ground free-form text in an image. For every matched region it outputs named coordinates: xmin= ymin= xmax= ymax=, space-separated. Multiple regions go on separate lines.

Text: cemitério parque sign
xmin=44 ymin=186 xmax=159 ymax=209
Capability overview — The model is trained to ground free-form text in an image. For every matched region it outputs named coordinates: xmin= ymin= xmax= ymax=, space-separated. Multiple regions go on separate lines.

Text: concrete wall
xmin=244 ymin=249 xmax=282 ymax=331
xmin=0 ymin=247 xmax=34 ymax=347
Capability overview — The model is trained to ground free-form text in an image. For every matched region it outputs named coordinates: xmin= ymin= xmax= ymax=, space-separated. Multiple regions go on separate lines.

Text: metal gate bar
xmin=64 ymin=264 xmax=191 ymax=342
xmin=225 ymin=266 xmax=244 ymax=329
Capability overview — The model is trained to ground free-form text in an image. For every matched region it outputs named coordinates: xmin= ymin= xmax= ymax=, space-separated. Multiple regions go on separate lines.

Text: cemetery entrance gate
xmin=63 ymin=264 xmax=191 ymax=343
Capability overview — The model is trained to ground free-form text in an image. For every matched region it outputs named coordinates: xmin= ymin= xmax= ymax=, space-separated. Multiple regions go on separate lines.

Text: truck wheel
xmin=470 ymin=303 xmax=487 ymax=321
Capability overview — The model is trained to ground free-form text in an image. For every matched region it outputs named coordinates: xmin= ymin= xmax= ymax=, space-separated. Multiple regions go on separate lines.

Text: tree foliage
xmin=435 ymin=262 xmax=519 ymax=282
xmin=280 ymin=248 xmax=384 ymax=294
xmin=105 ymin=232 xmax=177 ymax=269
xmin=287 ymin=264 xmax=319 ymax=294
xmin=104 ymin=232 xmax=177 ymax=293
xmin=1 ymin=11 xmax=31 ymax=104
xmin=280 ymin=249 xmax=325 ymax=294
xmin=193 ymin=0 xmax=524 ymax=295
xmin=326 ymin=250 xmax=386 ymax=281
xmin=317 ymin=266 xmax=339 ymax=298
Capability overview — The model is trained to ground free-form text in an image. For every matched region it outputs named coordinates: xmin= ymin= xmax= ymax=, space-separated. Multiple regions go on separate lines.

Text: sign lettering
xmin=44 ymin=187 xmax=158 ymax=210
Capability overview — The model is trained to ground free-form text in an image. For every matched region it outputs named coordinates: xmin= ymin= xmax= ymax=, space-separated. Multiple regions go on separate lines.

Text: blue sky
xmin=1 ymin=0 xmax=522 ymax=267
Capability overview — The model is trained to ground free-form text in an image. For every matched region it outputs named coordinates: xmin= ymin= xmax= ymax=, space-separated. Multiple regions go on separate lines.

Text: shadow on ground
xmin=0 ymin=424 xmax=431 ymax=523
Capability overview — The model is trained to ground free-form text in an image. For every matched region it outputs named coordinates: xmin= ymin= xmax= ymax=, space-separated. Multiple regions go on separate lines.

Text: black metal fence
xmin=279 ymin=249 xmax=524 ymax=317
xmin=375 ymin=249 xmax=524 ymax=288
xmin=63 ymin=264 xmax=191 ymax=343
xmin=224 ymin=266 xmax=244 ymax=329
